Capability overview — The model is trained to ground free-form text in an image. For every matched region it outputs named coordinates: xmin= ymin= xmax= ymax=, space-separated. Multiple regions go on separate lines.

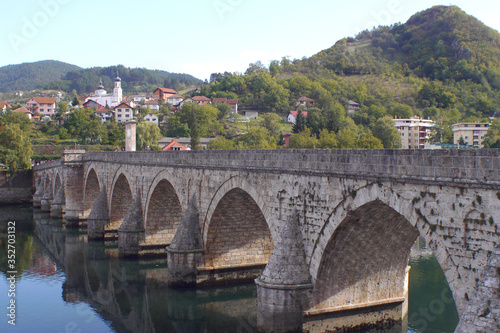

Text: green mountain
xmin=295 ymin=5 xmax=500 ymax=116
xmin=44 ymin=65 xmax=203 ymax=94
xmin=0 ymin=60 xmax=81 ymax=93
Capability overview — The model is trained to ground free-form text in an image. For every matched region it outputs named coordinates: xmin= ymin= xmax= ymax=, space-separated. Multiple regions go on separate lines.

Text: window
xmin=118 ymin=114 xmax=121 ymax=117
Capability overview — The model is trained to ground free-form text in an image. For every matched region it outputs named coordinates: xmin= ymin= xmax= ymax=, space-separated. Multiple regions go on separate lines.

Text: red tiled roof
xmin=191 ymin=96 xmax=211 ymax=101
xmin=155 ymin=87 xmax=177 ymax=94
xmin=114 ymin=103 xmax=133 ymax=109
xmin=13 ymin=107 xmax=31 ymax=113
xmin=289 ymin=111 xmax=308 ymax=117
xmin=0 ymin=101 xmax=7 ymax=108
xmin=227 ymin=99 xmax=238 ymax=104
xmin=162 ymin=140 xmax=188 ymax=151
xmin=298 ymin=96 xmax=314 ymax=102
xmin=213 ymin=98 xmax=228 ymax=103
xmin=95 ymin=107 xmax=113 ymax=114
xmin=144 ymin=100 xmax=158 ymax=105
xmin=32 ymin=97 xmax=56 ymax=104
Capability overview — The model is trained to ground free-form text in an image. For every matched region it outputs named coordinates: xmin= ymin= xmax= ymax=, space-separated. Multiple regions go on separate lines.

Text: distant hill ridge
xmin=0 ymin=61 xmax=203 ymax=94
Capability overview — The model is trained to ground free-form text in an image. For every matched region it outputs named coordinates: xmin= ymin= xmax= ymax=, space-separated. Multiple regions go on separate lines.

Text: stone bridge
xmin=32 ymin=149 xmax=500 ymax=332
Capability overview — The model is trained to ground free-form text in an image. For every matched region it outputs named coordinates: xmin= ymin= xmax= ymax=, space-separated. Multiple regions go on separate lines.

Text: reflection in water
xmin=0 ymin=207 xmax=459 ymax=333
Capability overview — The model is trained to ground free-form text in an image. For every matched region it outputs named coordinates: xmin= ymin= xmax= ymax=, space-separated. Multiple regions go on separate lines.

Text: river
xmin=0 ymin=206 xmax=459 ymax=333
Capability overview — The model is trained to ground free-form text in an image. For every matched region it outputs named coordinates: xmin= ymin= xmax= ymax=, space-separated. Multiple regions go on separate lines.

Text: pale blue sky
xmin=1 ymin=0 xmax=500 ymax=81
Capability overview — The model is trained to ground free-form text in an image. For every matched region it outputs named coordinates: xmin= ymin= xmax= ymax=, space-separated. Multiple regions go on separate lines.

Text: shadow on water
xmin=0 ymin=207 xmax=459 ymax=333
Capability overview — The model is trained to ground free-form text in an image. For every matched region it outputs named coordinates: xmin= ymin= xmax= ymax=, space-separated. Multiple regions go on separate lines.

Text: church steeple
xmin=113 ymin=72 xmax=123 ymax=104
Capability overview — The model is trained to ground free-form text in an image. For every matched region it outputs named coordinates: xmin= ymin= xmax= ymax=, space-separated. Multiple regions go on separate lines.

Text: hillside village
xmin=0 ymin=72 xmax=493 ymax=153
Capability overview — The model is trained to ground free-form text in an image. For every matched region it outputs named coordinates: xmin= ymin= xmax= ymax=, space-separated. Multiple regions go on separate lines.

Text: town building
xmin=157 ymin=137 xmax=214 ymax=150
xmin=13 ymin=107 xmax=32 ymax=119
xmin=87 ymin=76 xmax=123 ymax=108
xmin=452 ymin=123 xmax=490 ymax=148
xmin=286 ymin=110 xmax=308 ymax=124
xmin=162 ymin=140 xmax=189 ymax=151
xmin=393 ymin=116 xmax=434 ymax=149
xmin=114 ymin=102 xmax=135 ymax=123
xmin=83 ymin=99 xmax=105 ymax=109
xmin=143 ymin=100 xmax=160 ymax=111
xmin=166 ymin=94 xmax=183 ymax=106
xmin=94 ymin=108 xmax=114 ymax=123
xmin=180 ymin=96 xmax=212 ymax=107
xmin=348 ymin=100 xmax=360 ymax=114
xmin=213 ymin=97 xmax=239 ymax=113
xmin=144 ymin=112 xmax=159 ymax=125
xmin=240 ymin=110 xmax=259 ymax=119
xmin=26 ymin=97 xmax=56 ymax=116
xmin=153 ymin=88 xmax=177 ymax=101
xmin=0 ymin=101 xmax=8 ymax=113
xmin=297 ymin=96 xmax=315 ymax=109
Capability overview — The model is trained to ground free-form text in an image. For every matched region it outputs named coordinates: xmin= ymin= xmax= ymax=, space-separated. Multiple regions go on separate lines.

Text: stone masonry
xmin=33 ymin=148 xmax=500 ymax=332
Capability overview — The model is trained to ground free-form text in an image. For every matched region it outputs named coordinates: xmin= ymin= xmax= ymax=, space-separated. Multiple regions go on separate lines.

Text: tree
xmin=358 ymin=131 xmax=384 ymax=148
xmin=288 ymin=128 xmax=318 ymax=148
xmin=236 ymin=127 xmax=277 ymax=149
xmin=292 ymin=110 xmax=306 ymax=133
xmin=0 ymin=123 xmax=33 ymax=175
xmin=371 ymin=116 xmax=402 ymax=148
xmin=337 ymin=128 xmax=358 ymax=148
xmin=215 ymin=102 xmax=232 ymax=122
xmin=260 ymin=113 xmax=282 ymax=138
xmin=136 ymin=122 xmax=162 ymax=150
xmin=483 ymin=120 xmax=500 ymax=148
xmin=317 ymin=129 xmax=338 ymax=149
xmin=208 ymin=136 xmax=235 ymax=150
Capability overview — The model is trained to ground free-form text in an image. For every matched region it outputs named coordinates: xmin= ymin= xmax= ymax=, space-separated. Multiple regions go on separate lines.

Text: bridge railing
xmin=32 ymin=159 xmax=62 ymax=171
xmin=81 ymin=149 xmax=500 ymax=186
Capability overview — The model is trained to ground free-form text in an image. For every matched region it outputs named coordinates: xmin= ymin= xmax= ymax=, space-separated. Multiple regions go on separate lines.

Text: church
xmin=88 ymin=75 xmax=123 ymax=108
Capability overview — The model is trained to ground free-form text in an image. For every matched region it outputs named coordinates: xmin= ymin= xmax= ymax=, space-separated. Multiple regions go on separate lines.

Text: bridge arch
xmin=83 ymin=167 xmax=101 ymax=214
xmin=144 ymin=170 xmax=183 ymax=245
xmin=309 ymin=183 xmax=463 ymax=315
xmin=203 ymin=178 xmax=275 ymax=269
xmin=109 ymin=172 xmax=133 ymax=230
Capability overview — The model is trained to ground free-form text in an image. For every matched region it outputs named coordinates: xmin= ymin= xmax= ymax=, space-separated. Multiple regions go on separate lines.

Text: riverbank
xmin=0 ymin=170 xmax=33 ymax=205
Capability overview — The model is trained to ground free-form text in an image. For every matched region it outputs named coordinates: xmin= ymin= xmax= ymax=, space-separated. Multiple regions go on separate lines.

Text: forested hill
xmin=0 ymin=61 xmax=203 ymax=94
xmin=44 ymin=65 xmax=203 ymax=94
xmin=309 ymin=5 xmax=500 ymax=85
xmin=0 ymin=60 xmax=81 ymax=93
xmin=288 ymin=5 xmax=500 ymax=116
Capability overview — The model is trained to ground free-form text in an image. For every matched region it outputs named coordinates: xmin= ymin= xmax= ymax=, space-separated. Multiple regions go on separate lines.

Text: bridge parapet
xmin=81 ymin=149 xmax=500 ymax=186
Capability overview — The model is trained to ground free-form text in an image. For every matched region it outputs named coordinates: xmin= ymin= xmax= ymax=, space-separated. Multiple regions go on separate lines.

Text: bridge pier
xmin=62 ymin=150 xmax=87 ymax=225
xmin=50 ymin=187 xmax=65 ymax=219
xmin=167 ymin=195 xmax=205 ymax=288
xmin=87 ymin=187 xmax=109 ymax=240
xmin=33 ymin=185 xmax=43 ymax=208
xmin=255 ymin=211 xmax=313 ymax=333
xmin=118 ymin=191 xmax=145 ymax=258
xmin=40 ymin=188 xmax=53 ymax=212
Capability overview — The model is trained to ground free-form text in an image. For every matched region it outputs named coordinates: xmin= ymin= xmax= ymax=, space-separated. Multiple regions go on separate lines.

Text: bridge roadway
xmin=32 ymin=149 xmax=500 ymax=332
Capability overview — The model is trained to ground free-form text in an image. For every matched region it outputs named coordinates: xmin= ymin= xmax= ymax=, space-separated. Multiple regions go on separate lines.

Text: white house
xmin=166 ymin=94 xmax=183 ymax=106
xmin=144 ymin=112 xmax=159 ymax=125
xmin=286 ymin=110 xmax=307 ymax=124
xmin=144 ymin=100 xmax=160 ymax=111
xmin=94 ymin=108 xmax=114 ymax=123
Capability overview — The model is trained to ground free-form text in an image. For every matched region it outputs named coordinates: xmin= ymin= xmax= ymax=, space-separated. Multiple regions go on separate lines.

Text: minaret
xmin=113 ymin=73 xmax=123 ymax=105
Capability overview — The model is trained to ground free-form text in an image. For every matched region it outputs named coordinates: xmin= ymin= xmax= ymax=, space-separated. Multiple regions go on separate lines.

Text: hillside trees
xmin=0 ymin=112 xmax=33 ymax=174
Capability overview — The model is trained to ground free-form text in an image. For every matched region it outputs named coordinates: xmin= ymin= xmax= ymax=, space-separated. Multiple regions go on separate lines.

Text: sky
xmin=1 ymin=0 xmax=500 ymax=82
